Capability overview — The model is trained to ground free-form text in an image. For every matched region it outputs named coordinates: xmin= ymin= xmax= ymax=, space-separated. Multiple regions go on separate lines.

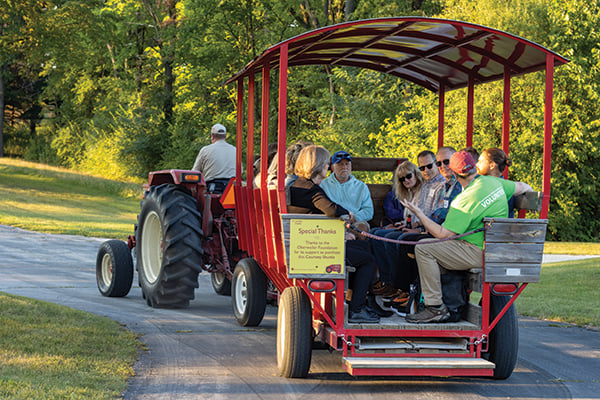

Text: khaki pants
xmin=414 ymin=239 xmax=483 ymax=306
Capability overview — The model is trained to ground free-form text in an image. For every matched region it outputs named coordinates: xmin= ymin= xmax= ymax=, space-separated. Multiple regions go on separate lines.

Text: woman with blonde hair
xmin=391 ymin=161 xmax=424 ymax=226
xmin=287 ymin=145 xmax=382 ymax=324
xmin=371 ymin=161 xmax=427 ymax=309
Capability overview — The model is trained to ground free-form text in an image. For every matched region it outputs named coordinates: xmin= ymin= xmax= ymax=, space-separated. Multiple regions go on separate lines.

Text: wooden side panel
xmin=484 ymin=263 xmax=542 ymax=283
xmin=351 ymin=157 xmax=406 ymax=172
xmin=484 ymin=218 xmax=547 ymax=243
xmin=368 ymin=183 xmax=393 ymax=226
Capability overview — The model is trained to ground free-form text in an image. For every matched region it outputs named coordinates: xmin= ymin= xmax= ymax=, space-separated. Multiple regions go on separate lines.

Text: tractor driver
xmin=192 ymin=123 xmax=237 ymax=193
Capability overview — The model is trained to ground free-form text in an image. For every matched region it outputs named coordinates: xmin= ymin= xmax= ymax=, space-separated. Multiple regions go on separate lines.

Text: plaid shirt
xmin=416 ymin=174 xmax=446 ymax=221
xmin=430 ymin=176 xmax=462 ymax=224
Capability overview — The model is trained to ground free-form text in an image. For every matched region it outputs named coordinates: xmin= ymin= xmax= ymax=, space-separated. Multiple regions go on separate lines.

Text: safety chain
xmin=340 ymin=334 xmax=355 ymax=347
xmin=472 ymin=334 xmax=487 ymax=347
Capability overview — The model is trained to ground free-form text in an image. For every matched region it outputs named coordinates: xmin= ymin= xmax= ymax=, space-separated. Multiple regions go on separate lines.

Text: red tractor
xmin=96 ymin=170 xmax=244 ymax=308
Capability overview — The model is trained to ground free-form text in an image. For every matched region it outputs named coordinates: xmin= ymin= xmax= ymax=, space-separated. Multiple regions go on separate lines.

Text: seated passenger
xmin=401 ymin=150 xmax=532 ymax=323
xmin=476 ymin=147 xmax=515 ymax=217
xmin=287 ymin=145 xmax=381 ymax=324
xmin=370 ymin=161 xmax=423 ymax=299
xmin=253 ymin=142 xmax=278 ymax=188
xmin=377 ymin=181 xmax=404 ymax=228
xmin=266 ymin=140 xmax=312 ymax=189
xmin=320 ymin=150 xmax=374 ymax=228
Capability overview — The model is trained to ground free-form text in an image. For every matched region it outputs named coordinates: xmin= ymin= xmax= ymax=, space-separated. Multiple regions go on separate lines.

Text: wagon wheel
xmin=483 ymin=294 xmax=519 ymax=379
xmin=96 ymin=240 xmax=134 ymax=297
xmin=136 ymin=184 xmax=204 ymax=308
xmin=231 ymin=258 xmax=267 ymax=326
xmin=277 ymin=286 xmax=313 ymax=378
xmin=211 ymin=271 xmax=232 ymax=296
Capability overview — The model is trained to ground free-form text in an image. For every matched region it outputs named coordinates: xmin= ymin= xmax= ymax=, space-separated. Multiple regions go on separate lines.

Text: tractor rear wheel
xmin=277 ymin=286 xmax=313 ymax=378
xmin=232 ymin=258 xmax=267 ymax=326
xmin=484 ymin=295 xmax=519 ymax=379
xmin=96 ymin=240 xmax=134 ymax=297
xmin=136 ymin=184 xmax=204 ymax=308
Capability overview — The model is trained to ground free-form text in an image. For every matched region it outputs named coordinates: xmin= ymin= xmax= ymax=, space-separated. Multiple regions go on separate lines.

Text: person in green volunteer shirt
xmin=399 ymin=150 xmax=532 ymax=323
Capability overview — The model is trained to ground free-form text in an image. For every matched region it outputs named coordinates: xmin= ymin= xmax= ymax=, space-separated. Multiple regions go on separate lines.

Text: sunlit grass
xmin=0 ymin=158 xmax=141 ymax=238
xmin=0 ymin=292 xmax=141 ymax=400
xmin=543 ymin=241 xmax=600 ymax=255
xmin=517 ymin=258 xmax=600 ymax=328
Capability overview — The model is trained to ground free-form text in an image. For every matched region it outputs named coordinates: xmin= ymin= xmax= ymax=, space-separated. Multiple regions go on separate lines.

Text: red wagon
xmin=224 ymin=17 xmax=568 ymax=379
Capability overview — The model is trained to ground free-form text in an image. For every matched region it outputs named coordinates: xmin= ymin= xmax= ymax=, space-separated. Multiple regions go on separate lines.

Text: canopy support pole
xmin=260 ymin=64 xmax=270 ymax=187
xmin=247 ymin=73 xmax=255 ymax=184
xmin=466 ymin=76 xmax=474 ymax=147
xmin=437 ymin=85 xmax=445 ymax=149
xmin=541 ymin=55 xmax=554 ymax=219
xmin=236 ymin=79 xmax=244 ymax=186
xmin=277 ymin=44 xmax=289 ymax=212
xmin=502 ymin=67 xmax=511 ymax=179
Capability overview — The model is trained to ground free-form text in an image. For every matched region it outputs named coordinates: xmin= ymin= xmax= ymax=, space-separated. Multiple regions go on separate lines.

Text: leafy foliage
xmin=1 ymin=0 xmax=599 ymax=239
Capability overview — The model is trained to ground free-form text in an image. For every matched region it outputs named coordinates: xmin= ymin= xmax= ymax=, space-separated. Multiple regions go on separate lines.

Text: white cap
xmin=210 ymin=123 xmax=227 ymax=135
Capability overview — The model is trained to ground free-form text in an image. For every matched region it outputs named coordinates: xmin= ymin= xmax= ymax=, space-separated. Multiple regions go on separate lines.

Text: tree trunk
xmin=163 ymin=57 xmax=173 ymax=123
xmin=0 ymin=65 xmax=5 ymax=157
xmin=344 ymin=0 xmax=355 ymax=21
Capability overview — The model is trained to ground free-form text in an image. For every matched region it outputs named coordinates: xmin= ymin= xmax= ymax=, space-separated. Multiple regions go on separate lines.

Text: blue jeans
xmin=370 ymin=228 xmax=405 ymax=286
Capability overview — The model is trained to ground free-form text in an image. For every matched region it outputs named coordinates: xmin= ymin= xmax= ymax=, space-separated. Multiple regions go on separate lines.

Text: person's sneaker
xmin=405 ymin=304 xmax=450 ymax=323
xmin=372 ymin=282 xmax=397 ymax=297
xmin=349 ymin=307 xmax=380 ymax=324
xmin=389 ymin=295 xmax=411 ymax=316
xmin=382 ymin=290 xmax=409 ymax=305
xmin=366 ymin=295 xmax=393 ymax=317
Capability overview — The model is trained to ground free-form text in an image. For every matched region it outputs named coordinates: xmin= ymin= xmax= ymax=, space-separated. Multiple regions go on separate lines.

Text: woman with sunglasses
xmin=371 ymin=161 xmax=425 ymax=301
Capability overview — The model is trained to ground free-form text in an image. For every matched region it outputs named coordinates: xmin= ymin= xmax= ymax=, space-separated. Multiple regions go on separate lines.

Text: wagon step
xmin=355 ymin=337 xmax=469 ymax=353
xmin=343 ymin=356 xmax=495 ymax=376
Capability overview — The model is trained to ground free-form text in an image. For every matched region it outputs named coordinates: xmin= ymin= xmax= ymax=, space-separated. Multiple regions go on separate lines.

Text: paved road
xmin=1 ymin=224 xmax=599 ymax=399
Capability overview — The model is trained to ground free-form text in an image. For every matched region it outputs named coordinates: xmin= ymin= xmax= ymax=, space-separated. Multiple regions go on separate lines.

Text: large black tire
xmin=96 ymin=240 xmax=134 ymax=297
xmin=136 ymin=184 xmax=204 ymax=308
xmin=484 ymin=295 xmax=519 ymax=379
xmin=277 ymin=286 xmax=313 ymax=378
xmin=231 ymin=258 xmax=267 ymax=326
xmin=211 ymin=271 xmax=232 ymax=296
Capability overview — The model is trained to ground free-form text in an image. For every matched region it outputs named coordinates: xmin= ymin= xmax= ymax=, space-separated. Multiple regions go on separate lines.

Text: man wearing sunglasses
xmin=412 ymin=150 xmax=446 ymax=228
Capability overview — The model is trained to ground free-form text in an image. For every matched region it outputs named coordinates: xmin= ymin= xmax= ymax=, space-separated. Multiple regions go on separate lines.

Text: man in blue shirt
xmin=320 ymin=150 xmax=374 ymax=224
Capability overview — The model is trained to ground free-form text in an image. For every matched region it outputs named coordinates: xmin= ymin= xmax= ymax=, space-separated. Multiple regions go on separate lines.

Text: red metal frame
xmin=228 ymin=17 xmax=567 ymax=377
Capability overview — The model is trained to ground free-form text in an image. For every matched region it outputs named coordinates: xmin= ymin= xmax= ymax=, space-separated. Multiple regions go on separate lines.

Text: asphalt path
xmin=1 ymin=224 xmax=599 ymax=400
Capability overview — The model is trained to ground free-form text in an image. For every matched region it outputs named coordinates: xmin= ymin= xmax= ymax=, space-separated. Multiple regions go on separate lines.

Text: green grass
xmin=0 ymin=292 xmax=141 ymax=400
xmin=518 ymin=258 xmax=600 ymax=328
xmin=543 ymin=241 xmax=600 ymax=255
xmin=0 ymin=158 xmax=141 ymax=238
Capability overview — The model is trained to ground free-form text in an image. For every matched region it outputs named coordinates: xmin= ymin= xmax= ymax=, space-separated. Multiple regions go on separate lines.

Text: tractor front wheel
xmin=96 ymin=240 xmax=134 ymax=297
xmin=211 ymin=271 xmax=232 ymax=296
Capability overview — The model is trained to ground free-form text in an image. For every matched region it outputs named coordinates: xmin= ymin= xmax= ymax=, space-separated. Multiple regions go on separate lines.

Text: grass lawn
xmin=517 ymin=258 xmax=600 ymax=328
xmin=0 ymin=158 xmax=141 ymax=238
xmin=543 ymin=241 xmax=600 ymax=255
xmin=0 ymin=292 xmax=140 ymax=400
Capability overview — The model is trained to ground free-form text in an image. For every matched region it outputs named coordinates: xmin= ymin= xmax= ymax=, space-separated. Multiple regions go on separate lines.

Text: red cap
xmin=449 ymin=150 xmax=476 ymax=174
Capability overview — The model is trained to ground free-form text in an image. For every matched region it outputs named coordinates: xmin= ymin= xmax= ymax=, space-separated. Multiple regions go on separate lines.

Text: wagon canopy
xmin=225 ymin=17 xmax=568 ymax=92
